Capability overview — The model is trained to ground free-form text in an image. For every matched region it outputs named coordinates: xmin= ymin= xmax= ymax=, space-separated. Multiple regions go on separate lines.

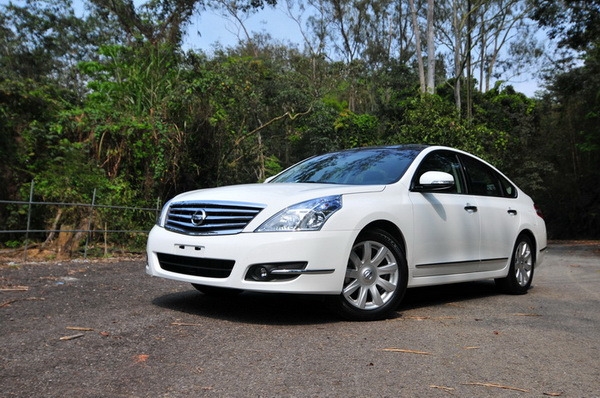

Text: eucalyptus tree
xmin=408 ymin=0 xmax=436 ymax=94
xmin=435 ymin=0 xmax=540 ymax=114
xmin=88 ymin=0 xmax=277 ymax=46
xmin=474 ymin=0 xmax=542 ymax=92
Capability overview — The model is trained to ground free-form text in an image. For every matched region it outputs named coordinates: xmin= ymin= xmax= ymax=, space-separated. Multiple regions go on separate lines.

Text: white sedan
xmin=146 ymin=145 xmax=547 ymax=320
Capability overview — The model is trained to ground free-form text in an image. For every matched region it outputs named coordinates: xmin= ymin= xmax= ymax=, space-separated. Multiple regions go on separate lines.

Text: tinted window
xmin=413 ymin=151 xmax=465 ymax=193
xmin=461 ymin=155 xmax=515 ymax=197
xmin=270 ymin=147 xmax=422 ymax=185
xmin=497 ymin=173 xmax=518 ymax=198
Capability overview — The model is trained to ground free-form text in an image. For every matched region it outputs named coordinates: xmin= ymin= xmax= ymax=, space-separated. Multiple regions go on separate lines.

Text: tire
xmin=191 ymin=284 xmax=242 ymax=296
xmin=332 ymin=229 xmax=408 ymax=321
xmin=495 ymin=235 xmax=535 ymax=294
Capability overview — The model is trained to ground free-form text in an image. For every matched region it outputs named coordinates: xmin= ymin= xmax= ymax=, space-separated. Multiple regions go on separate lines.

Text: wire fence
xmin=0 ymin=181 xmax=162 ymax=261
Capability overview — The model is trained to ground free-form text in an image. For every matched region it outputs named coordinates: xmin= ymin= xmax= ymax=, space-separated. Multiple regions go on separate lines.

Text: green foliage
xmin=531 ymin=44 xmax=600 ymax=238
xmin=530 ymin=0 xmax=600 ymax=50
xmin=383 ymin=94 xmax=508 ymax=163
xmin=334 ymin=110 xmax=380 ymax=148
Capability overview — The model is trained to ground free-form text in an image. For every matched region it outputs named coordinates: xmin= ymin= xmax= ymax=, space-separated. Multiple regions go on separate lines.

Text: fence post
xmin=23 ymin=181 xmax=34 ymax=262
xmin=83 ymin=188 xmax=96 ymax=259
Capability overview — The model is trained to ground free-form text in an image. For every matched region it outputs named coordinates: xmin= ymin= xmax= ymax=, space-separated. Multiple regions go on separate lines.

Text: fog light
xmin=253 ymin=266 xmax=270 ymax=281
xmin=245 ymin=262 xmax=308 ymax=281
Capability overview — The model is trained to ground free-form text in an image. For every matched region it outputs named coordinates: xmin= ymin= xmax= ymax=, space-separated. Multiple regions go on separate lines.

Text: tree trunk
xmin=426 ymin=0 xmax=435 ymax=94
xmin=409 ymin=0 xmax=426 ymax=93
xmin=453 ymin=0 xmax=462 ymax=112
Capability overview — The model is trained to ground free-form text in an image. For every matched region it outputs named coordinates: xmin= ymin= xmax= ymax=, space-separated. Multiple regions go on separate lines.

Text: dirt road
xmin=1 ymin=242 xmax=598 ymax=397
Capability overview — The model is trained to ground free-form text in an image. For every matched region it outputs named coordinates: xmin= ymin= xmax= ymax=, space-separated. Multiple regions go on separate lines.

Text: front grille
xmin=157 ymin=253 xmax=235 ymax=278
xmin=165 ymin=201 xmax=264 ymax=235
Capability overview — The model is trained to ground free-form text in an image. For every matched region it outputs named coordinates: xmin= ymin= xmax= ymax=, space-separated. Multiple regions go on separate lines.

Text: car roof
xmin=337 ymin=144 xmax=430 ymax=152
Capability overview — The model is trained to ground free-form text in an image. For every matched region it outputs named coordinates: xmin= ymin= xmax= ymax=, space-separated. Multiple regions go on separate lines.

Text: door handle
xmin=464 ymin=205 xmax=478 ymax=213
xmin=507 ymin=209 xmax=517 ymax=215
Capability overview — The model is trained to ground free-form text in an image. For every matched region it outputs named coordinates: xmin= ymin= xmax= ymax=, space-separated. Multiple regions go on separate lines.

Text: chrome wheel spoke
xmin=356 ymin=286 xmax=369 ymax=309
xmin=376 ymin=276 xmax=396 ymax=293
xmin=378 ymin=262 xmax=398 ymax=275
xmin=370 ymin=246 xmax=388 ymax=267
xmin=349 ymin=251 xmax=362 ymax=268
xmin=370 ymin=286 xmax=384 ymax=306
xmin=345 ymin=267 xmax=359 ymax=279
xmin=343 ymin=279 xmax=360 ymax=296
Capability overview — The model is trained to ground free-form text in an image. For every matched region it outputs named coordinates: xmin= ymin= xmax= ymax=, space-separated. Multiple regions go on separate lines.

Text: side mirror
xmin=412 ymin=171 xmax=455 ymax=192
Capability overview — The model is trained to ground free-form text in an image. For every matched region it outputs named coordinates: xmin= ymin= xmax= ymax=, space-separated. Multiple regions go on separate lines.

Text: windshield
xmin=270 ymin=147 xmax=424 ymax=185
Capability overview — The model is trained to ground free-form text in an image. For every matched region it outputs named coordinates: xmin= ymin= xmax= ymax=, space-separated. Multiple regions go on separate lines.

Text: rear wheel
xmin=495 ymin=235 xmax=534 ymax=294
xmin=332 ymin=229 xmax=407 ymax=321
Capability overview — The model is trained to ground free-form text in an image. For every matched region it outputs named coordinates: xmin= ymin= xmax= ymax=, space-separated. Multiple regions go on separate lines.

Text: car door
xmin=408 ymin=151 xmax=481 ymax=277
xmin=459 ymin=155 xmax=520 ymax=272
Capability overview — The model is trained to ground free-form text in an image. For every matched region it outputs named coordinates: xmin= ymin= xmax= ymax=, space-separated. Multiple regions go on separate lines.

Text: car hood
xmin=169 ymin=182 xmax=385 ymax=207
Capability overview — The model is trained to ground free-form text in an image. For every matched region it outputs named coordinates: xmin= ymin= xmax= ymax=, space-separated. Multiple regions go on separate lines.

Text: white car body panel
xmin=408 ymin=191 xmax=481 ymax=276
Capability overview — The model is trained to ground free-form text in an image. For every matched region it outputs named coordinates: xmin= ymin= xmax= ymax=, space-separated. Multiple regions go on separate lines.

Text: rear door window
xmin=460 ymin=155 xmax=516 ymax=198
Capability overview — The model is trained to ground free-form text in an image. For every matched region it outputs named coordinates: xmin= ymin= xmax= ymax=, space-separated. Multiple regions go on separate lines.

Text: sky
xmin=185 ymin=5 xmax=303 ymax=51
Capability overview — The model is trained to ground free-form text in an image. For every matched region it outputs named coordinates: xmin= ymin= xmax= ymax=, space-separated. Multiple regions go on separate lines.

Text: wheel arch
xmin=361 ymin=220 xmax=406 ymax=254
xmin=516 ymin=229 xmax=537 ymax=265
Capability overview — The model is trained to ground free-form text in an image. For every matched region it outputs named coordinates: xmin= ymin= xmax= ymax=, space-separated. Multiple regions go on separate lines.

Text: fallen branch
xmin=171 ymin=322 xmax=203 ymax=326
xmin=0 ymin=286 xmax=29 ymax=292
xmin=59 ymin=333 xmax=85 ymax=341
xmin=404 ymin=315 xmax=456 ymax=321
xmin=0 ymin=297 xmax=44 ymax=308
xmin=430 ymin=385 xmax=455 ymax=393
xmin=382 ymin=348 xmax=432 ymax=355
xmin=464 ymin=382 xmax=529 ymax=393
xmin=66 ymin=326 xmax=94 ymax=331
xmin=0 ymin=299 xmax=19 ymax=308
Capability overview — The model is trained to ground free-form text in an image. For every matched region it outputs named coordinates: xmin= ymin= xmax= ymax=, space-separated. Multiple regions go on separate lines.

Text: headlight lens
xmin=256 ymin=195 xmax=342 ymax=232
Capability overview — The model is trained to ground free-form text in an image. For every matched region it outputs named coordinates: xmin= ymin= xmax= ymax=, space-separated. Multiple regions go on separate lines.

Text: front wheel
xmin=331 ymin=229 xmax=408 ymax=321
xmin=495 ymin=235 xmax=535 ymax=294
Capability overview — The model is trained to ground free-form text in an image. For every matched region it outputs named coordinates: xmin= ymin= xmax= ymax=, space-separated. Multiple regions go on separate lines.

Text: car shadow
xmin=152 ymin=280 xmax=502 ymax=325
xmin=152 ymin=289 xmax=338 ymax=325
xmin=401 ymin=280 xmax=500 ymax=311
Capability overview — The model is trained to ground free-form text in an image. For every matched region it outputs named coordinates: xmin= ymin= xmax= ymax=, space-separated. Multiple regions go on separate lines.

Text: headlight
xmin=256 ymin=195 xmax=342 ymax=232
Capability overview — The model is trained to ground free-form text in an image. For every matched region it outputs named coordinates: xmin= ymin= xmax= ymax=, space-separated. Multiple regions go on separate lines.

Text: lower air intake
xmin=157 ymin=253 xmax=235 ymax=278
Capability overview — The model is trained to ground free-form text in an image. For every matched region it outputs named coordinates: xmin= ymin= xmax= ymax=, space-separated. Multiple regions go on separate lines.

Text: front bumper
xmin=146 ymin=225 xmax=355 ymax=294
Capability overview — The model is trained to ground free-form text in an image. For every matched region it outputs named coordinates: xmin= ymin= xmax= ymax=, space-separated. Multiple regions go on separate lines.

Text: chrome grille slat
xmin=165 ymin=201 xmax=264 ymax=235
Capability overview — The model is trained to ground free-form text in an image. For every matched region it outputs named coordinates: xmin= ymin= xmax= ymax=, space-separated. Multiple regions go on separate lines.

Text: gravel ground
xmin=1 ymin=242 xmax=599 ymax=397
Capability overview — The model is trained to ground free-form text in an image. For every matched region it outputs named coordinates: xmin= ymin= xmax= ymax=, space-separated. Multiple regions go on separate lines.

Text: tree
xmin=435 ymin=0 xmax=541 ymax=113
xmin=426 ymin=0 xmax=436 ymax=93
xmin=408 ymin=0 xmax=426 ymax=93
xmin=408 ymin=0 xmax=436 ymax=94
xmin=530 ymin=0 xmax=600 ymax=51
xmin=528 ymin=0 xmax=600 ymax=238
